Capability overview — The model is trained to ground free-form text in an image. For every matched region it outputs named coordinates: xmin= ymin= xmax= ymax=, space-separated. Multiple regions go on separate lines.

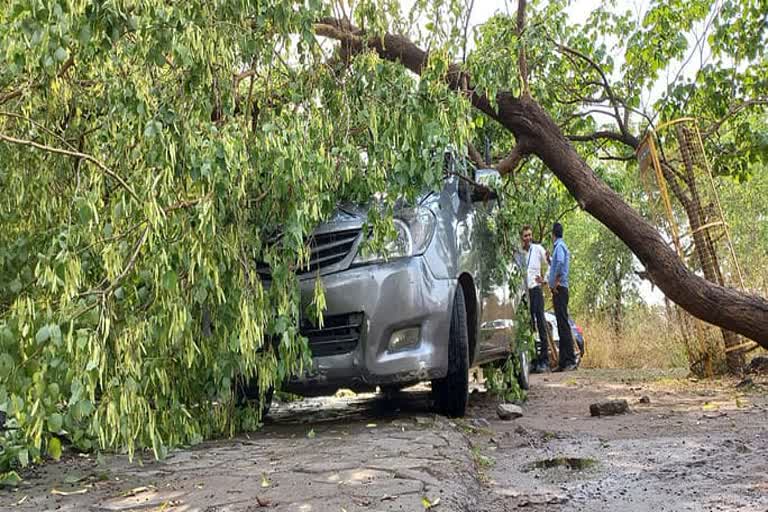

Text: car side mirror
xmin=471 ymin=168 xmax=501 ymax=202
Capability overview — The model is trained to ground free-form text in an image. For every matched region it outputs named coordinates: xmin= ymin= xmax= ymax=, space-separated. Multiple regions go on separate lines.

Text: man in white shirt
xmin=520 ymin=225 xmax=550 ymax=373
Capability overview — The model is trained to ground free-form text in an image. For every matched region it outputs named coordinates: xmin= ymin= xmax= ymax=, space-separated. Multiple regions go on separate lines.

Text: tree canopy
xmin=1 ymin=0 xmax=767 ymax=472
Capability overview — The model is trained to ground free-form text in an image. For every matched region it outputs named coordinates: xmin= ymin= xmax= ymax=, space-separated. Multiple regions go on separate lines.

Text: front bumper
xmin=285 ymin=256 xmax=455 ymax=396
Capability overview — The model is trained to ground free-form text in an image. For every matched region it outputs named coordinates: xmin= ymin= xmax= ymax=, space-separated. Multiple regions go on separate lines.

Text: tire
xmin=234 ymin=377 xmax=274 ymax=419
xmin=516 ymin=349 xmax=530 ymax=390
xmin=432 ymin=286 xmax=470 ymax=418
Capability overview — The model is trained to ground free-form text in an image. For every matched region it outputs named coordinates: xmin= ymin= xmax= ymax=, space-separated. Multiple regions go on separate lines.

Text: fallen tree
xmin=315 ymin=11 xmax=768 ymax=348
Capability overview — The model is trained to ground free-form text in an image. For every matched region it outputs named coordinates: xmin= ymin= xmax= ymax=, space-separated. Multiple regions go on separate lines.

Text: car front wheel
xmin=432 ymin=286 xmax=470 ymax=418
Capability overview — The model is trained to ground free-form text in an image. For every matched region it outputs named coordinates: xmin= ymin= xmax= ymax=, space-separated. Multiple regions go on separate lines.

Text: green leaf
xmin=54 ymin=47 xmax=68 ymax=62
xmin=48 ymin=438 xmax=63 ymax=461
xmin=162 ymin=271 xmax=178 ymax=290
xmin=35 ymin=326 xmax=50 ymax=344
xmin=18 ymin=449 xmax=29 ymax=467
xmin=78 ymin=25 xmax=92 ymax=46
xmin=194 ymin=287 xmax=208 ymax=304
xmin=0 ymin=471 xmax=22 ymax=487
xmin=50 ymin=324 xmax=62 ymax=345
xmin=48 ymin=413 xmax=63 ymax=432
xmin=0 ymin=353 xmax=14 ymax=379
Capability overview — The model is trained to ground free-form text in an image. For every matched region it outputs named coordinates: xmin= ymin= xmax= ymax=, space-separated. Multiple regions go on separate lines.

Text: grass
xmin=579 ymin=308 xmax=689 ymax=370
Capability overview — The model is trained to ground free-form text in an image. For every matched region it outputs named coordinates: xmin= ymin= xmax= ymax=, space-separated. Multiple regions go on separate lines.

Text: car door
xmin=473 ymin=176 xmax=517 ymax=361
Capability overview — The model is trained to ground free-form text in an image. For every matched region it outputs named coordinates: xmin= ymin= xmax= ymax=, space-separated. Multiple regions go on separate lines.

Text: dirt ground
xmin=2 ymin=369 xmax=767 ymax=512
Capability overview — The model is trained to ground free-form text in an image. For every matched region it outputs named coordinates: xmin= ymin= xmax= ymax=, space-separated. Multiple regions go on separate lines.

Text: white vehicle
xmin=533 ymin=311 xmax=585 ymax=368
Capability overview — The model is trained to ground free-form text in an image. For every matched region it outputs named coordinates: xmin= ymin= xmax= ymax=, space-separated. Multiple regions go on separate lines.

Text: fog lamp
xmin=388 ymin=327 xmax=420 ymax=351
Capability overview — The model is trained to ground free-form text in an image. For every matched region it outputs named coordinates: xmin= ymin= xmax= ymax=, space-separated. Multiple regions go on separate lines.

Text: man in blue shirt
xmin=548 ymin=222 xmax=578 ymax=371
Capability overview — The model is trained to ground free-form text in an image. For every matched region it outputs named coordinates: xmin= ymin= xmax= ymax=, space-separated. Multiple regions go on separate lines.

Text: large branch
xmin=315 ymin=20 xmax=768 ymax=348
xmin=496 ymin=141 xmax=532 ymax=176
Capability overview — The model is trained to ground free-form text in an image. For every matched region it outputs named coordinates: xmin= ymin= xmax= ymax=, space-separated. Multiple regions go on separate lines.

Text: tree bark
xmin=314 ymin=20 xmax=768 ymax=348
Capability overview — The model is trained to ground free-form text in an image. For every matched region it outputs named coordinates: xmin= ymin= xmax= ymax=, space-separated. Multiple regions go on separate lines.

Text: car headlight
xmin=353 ymin=207 xmax=436 ymax=264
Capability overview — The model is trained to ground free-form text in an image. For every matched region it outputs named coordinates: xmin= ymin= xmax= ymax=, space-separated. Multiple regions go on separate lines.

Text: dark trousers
xmin=528 ymin=286 xmax=549 ymax=366
xmin=553 ymin=286 xmax=577 ymax=367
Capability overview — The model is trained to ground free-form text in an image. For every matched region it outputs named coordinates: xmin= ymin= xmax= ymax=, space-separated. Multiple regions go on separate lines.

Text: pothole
xmin=522 ymin=457 xmax=598 ymax=472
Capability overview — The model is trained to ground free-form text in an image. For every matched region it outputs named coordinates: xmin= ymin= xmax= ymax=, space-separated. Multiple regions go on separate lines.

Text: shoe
xmin=536 ymin=363 xmax=551 ymax=373
xmin=560 ymin=362 xmax=578 ymax=372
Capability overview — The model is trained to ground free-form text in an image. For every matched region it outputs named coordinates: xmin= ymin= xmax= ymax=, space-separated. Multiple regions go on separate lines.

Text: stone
xmin=589 ymin=399 xmax=629 ymax=417
xmin=497 ymin=403 xmax=524 ymax=420
xmin=748 ymin=356 xmax=768 ymax=374
xmin=639 ymin=396 xmax=651 ymax=404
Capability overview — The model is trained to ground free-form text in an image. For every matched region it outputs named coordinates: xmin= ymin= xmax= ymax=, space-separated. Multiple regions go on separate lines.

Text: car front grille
xmin=301 ymin=312 xmax=363 ymax=357
xmin=302 ymin=228 xmax=360 ymax=273
xmin=256 ymin=228 xmax=360 ymax=279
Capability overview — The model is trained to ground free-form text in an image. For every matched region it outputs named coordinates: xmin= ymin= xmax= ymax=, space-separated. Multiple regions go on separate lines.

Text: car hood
xmin=315 ymin=192 xmax=436 ymax=234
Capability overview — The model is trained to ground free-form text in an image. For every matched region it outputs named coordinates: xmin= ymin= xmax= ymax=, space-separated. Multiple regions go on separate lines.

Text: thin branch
xmin=314 ymin=18 xmax=500 ymax=124
xmin=654 ymin=2 xmax=722 ymax=122
xmin=559 ymin=108 xmax=625 ymax=127
xmin=556 ymin=203 xmax=580 ymax=221
xmin=461 ymin=0 xmax=476 ymax=63
xmin=517 ymin=0 xmax=529 ymax=97
xmin=553 ymin=42 xmax=626 ymax=135
xmin=567 ymin=130 xmax=639 ymax=148
xmin=552 ymin=92 xmax=609 ymax=105
xmin=598 ymin=154 xmax=636 ymax=162
xmin=702 ymin=97 xmax=768 ymax=140
xmin=81 ymin=225 xmax=150 ymax=297
xmin=0 ymin=111 xmax=78 ymax=151
xmin=0 ymin=131 xmax=139 ymax=202
xmin=164 ymin=193 xmax=211 ymax=213
xmin=105 ymin=226 xmax=150 ymax=294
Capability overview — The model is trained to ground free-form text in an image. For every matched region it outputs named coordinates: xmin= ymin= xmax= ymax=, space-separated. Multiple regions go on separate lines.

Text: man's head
xmin=552 ymin=222 xmax=564 ymax=240
xmin=520 ymin=225 xmax=533 ymax=250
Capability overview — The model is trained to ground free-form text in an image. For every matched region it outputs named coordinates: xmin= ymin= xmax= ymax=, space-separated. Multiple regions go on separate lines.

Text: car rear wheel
xmin=432 ymin=286 xmax=470 ymax=418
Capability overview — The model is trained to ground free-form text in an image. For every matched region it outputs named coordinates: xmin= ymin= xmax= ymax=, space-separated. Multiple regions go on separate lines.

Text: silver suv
xmin=259 ymin=161 xmax=526 ymax=417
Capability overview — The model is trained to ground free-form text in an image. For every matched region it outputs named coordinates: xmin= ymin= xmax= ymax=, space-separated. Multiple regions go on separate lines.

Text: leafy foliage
xmin=482 ymin=303 xmax=534 ymax=403
xmin=0 ymin=0 xmax=470 ymax=473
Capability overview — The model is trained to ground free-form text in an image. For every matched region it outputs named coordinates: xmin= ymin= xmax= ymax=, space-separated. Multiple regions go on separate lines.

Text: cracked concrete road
xmin=2 ymin=369 xmax=767 ymax=512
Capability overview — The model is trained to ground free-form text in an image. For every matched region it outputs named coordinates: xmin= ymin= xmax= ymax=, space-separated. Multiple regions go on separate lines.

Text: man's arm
xmin=536 ymin=245 xmax=547 ymax=284
xmin=549 ymin=245 xmax=563 ymax=290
